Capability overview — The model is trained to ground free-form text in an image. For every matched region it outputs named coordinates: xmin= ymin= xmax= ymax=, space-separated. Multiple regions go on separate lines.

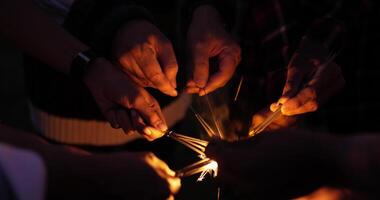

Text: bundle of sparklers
xmin=166 ymin=104 xmax=280 ymax=181
xmin=165 ymin=91 xmax=281 ymax=185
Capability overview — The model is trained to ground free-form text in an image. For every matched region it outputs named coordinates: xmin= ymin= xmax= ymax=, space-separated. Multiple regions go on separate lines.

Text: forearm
xmin=64 ymin=0 xmax=154 ymax=57
xmin=183 ymin=0 xmax=236 ymax=30
xmin=335 ymin=135 xmax=380 ymax=193
xmin=0 ymin=0 xmax=87 ymax=74
xmin=0 ymin=123 xmax=136 ymax=198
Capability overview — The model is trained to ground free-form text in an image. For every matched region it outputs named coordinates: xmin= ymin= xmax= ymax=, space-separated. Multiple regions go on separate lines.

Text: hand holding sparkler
xmin=271 ymin=37 xmax=344 ymax=116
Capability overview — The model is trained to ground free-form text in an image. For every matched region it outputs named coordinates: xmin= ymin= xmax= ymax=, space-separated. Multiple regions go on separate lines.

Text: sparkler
xmin=166 ymin=130 xmax=208 ymax=158
xmin=234 ymin=76 xmax=244 ymax=102
xmin=175 ymin=158 xmax=218 ymax=180
xmin=166 ymin=92 xmax=223 ymax=183
xmin=249 ymin=105 xmax=282 ymax=136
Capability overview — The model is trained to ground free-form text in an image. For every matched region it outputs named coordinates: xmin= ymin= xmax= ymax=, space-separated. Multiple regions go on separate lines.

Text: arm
xmin=0 ymin=0 xmax=86 ymax=74
xmin=65 ymin=0 xmax=178 ymax=97
xmin=206 ymin=130 xmax=380 ymax=199
xmin=0 ymin=123 xmax=181 ymax=199
xmin=270 ymin=1 xmax=368 ymax=116
xmin=0 ymin=0 xmax=168 ymax=139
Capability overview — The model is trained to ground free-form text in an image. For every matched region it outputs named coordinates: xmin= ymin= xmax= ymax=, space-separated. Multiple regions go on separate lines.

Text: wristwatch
xmin=70 ymin=49 xmax=99 ymax=80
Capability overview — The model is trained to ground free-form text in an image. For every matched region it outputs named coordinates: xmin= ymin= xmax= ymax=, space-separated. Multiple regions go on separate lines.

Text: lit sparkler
xmin=175 ymin=158 xmax=218 ymax=181
xmin=166 ymin=92 xmax=223 ymax=182
xmin=249 ymin=105 xmax=282 ymax=136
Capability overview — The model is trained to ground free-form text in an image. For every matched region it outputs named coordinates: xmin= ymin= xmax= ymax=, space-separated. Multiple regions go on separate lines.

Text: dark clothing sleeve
xmin=180 ymin=0 xmax=237 ymax=31
xmin=24 ymin=0 xmax=177 ymax=119
xmin=300 ymin=0 xmax=370 ymax=52
xmin=64 ymin=0 xmax=155 ymax=57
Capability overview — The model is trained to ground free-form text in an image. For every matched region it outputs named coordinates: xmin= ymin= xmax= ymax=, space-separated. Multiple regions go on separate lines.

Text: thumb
xmin=158 ymin=41 xmax=178 ymax=89
xmin=190 ymin=47 xmax=210 ymax=88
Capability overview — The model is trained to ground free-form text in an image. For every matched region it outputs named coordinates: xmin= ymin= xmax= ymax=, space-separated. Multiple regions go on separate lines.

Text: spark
xmin=175 ymin=158 xmax=218 ymax=180
xmin=203 ymin=90 xmax=224 ymax=139
xmin=190 ymin=106 xmax=217 ymax=137
xmin=234 ymin=76 xmax=244 ymax=102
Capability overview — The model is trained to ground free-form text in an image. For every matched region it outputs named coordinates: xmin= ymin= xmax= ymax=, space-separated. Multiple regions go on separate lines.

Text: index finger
xmin=157 ymin=41 xmax=178 ymax=89
xmin=136 ymin=45 xmax=177 ymax=96
xmin=190 ymin=47 xmax=210 ymax=88
xmin=202 ymin=51 xmax=239 ymax=95
xmin=133 ymin=89 xmax=167 ymax=132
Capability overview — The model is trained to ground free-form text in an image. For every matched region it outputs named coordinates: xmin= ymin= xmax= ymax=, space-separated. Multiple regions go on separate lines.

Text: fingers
xmin=149 ymin=156 xmax=181 ymax=194
xmin=103 ymin=109 xmax=120 ymax=129
xmin=270 ymin=53 xmax=313 ymax=114
xmin=280 ymin=86 xmax=318 ymax=116
xmin=157 ymin=40 xmax=178 ymax=89
xmin=282 ymin=54 xmax=307 ymax=98
xmin=144 ymin=153 xmax=181 ymax=196
xmin=118 ymin=54 xmax=151 ymax=87
xmin=189 ymin=46 xmax=210 ymax=88
xmin=115 ymin=109 xmax=133 ymax=133
xmin=202 ymin=47 xmax=240 ymax=95
xmin=136 ymin=44 xmax=177 ymax=96
xmin=130 ymin=109 xmax=165 ymax=141
xmin=185 ymin=80 xmax=200 ymax=94
xmin=135 ymin=91 xmax=167 ymax=130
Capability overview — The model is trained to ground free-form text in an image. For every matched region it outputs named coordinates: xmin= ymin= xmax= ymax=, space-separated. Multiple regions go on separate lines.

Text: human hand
xmin=59 ymin=152 xmax=181 ymax=200
xmin=186 ymin=5 xmax=241 ymax=96
xmin=271 ymin=37 xmax=344 ymax=116
xmin=206 ymin=131 xmax=339 ymax=199
xmin=83 ymin=57 xmax=167 ymax=140
xmin=98 ymin=152 xmax=181 ymax=200
xmin=113 ymin=19 xmax=178 ymax=97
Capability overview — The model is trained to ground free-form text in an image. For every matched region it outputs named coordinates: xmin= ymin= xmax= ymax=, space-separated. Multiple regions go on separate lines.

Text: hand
xmin=186 ymin=5 xmax=241 ymax=96
xmin=94 ymin=152 xmax=181 ymax=200
xmin=0 ymin=124 xmax=180 ymax=199
xmin=205 ymin=131 xmax=341 ymax=199
xmin=83 ymin=57 xmax=167 ymax=141
xmin=113 ymin=19 xmax=178 ymax=97
xmin=271 ymin=37 xmax=344 ymax=116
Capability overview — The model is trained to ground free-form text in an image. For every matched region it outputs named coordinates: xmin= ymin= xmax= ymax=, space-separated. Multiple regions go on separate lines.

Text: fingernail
xmin=143 ymin=127 xmax=152 ymax=136
xmin=270 ymin=103 xmax=277 ymax=112
xmin=167 ymin=169 xmax=175 ymax=177
xmin=171 ymin=89 xmax=178 ymax=96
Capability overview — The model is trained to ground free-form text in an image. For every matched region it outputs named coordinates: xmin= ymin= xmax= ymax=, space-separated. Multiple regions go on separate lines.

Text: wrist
xmin=192 ymin=5 xmax=223 ymax=27
xmin=70 ymin=49 xmax=100 ymax=81
xmin=336 ymin=136 xmax=378 ymax=190
xmin=297 ymin=36 xmax=329 ymax=59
